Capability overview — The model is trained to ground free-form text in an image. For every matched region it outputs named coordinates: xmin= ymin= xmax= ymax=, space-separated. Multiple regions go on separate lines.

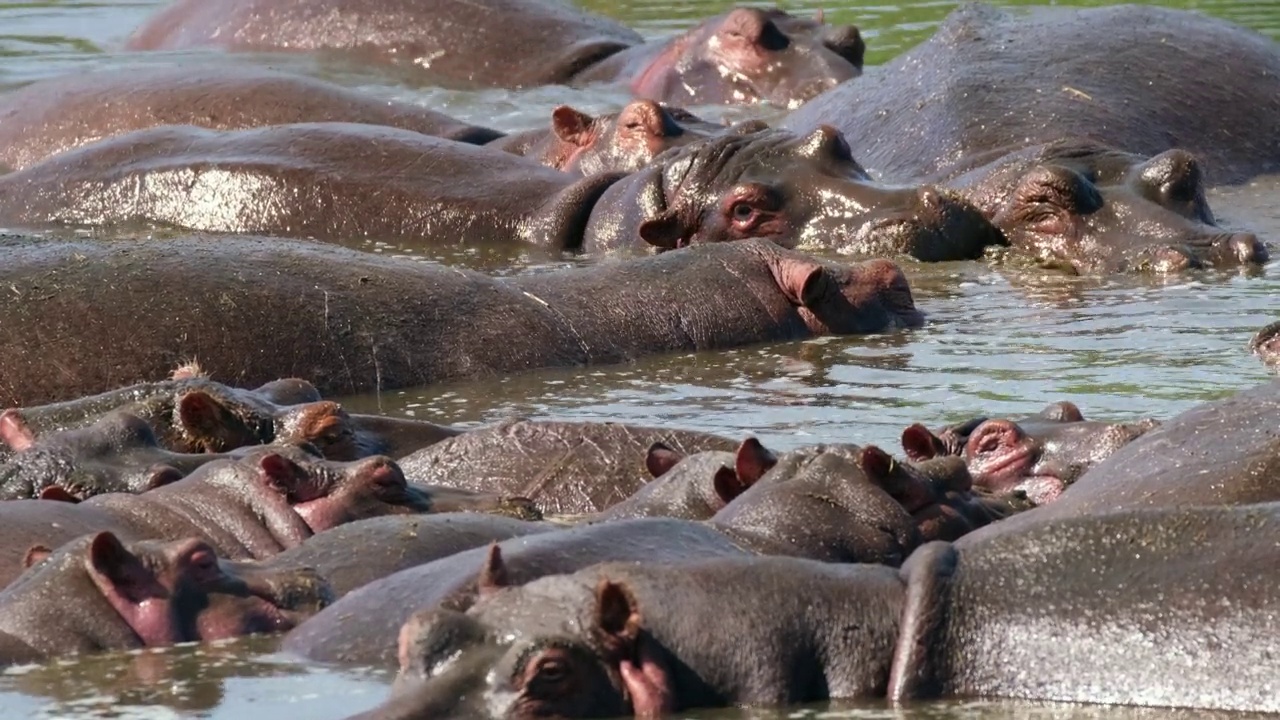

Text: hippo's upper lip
xmin=970 ymin=444 xmax=1039 ymax=491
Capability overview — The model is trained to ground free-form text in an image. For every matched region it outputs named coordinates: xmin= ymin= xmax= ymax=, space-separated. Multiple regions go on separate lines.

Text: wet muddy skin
xmin=0 ymin=0 xmax=1277 ymax=718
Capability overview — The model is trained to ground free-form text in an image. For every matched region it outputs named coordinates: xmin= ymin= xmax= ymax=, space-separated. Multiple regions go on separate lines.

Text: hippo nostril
xmin=964 ymin=420 xmax=1022 ymax=460
xmin=1227 ymin=232 xmax=1268 ymax=263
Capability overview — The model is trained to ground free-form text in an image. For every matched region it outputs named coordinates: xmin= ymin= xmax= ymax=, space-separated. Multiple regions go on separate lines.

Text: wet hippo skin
xmin=782 ymin=4 xmax=1280 ymax=185
xmin=361 ymin=502 xmax=1280 ymax=717
xmin=0 ymin=236 xmax=921 ymax=406
xmin=125 ymin=1 xmax=863 ymax=107
xmin=0 ymin=65 xmax=503 ymax=172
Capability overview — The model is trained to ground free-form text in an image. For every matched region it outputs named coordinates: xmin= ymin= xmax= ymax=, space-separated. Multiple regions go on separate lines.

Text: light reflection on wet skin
xmin=0 ymin=0 xmax=1278 ymax=717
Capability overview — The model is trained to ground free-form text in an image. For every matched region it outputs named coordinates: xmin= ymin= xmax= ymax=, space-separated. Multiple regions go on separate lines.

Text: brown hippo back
xmin=0 ymin=66 xmax=502 ymax=172
xmin=124 ymin=0 xmax=642 ymax=89
xmin=781 ymin=4 xmax=1280 ymax=185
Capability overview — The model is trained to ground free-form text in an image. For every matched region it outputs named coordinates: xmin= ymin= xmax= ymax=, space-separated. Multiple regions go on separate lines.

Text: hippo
xmin=0 ymin=443 xmax=428 ymax=588
xmin=367 ymin=502 xmax=1280 ymax=718
xmin=1251 ymin=321 xmax=1280 ymax=371
xmin=900 ymin=400 xmax=1160 ymax=506
xmin=938 ymin=140 xmax=1268 ymax=273
xmin=283 ymin=443 xmax=997 ymax=666
xmin=0 ymin=410 xmax=233 ymax=500
xmin=960 ymin=378 xmax=1280 ymax=542
xmin=781 ymin=4 xmax=1280 ymax=185
xmin=0 ymin=236 xmax=922 ymax=406
xmin=126 ymin=1 xmax=863 ymax=108
xmin=490 ymin=101 xmax=723 ymax=175
xmin=256 ymin=514 xmax=553 ymax=599
xmin=0 ymin=65 xmax=503 ymax=172
xmin=0 ymin=123 xmax=1000 ymax=260
xmin=397 ymin=420 xmax=737 ymax=515
xmin=0 ymin=532 xmax=330 ymax=665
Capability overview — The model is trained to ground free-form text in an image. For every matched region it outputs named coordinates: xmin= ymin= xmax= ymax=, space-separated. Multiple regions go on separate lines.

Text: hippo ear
xmin=901 ymin=423 xmax=943 ymax=462
xmin=638 ymin=209 xmax=690 ymax=251
xmin=256 ymin=453 xmax=313 ymax=502
xmin=594 ymin=579 xmax=642 ymax=657
xmin=86 ymin=532 xmax=136 ymax=585
xmin=170 ymin=359 xmax=206 ymax=381
xmin=476 ymin=543 xmax=509 ymax=599
xmin=0 ymin=409 xmax=36 ymax=452
xmin=143 ymin=465 xmax=184 ymax=492
xmin=857 ymin=445 xmax=895 ymax=482
xmin=1039 ymin=401 xmax=1084 ymax=423
xmin=176 ymin=390 xmax=238 ymax=449
xmin=734 ymin=438 xmax=777 ymax=487
xmin=38 ymin=486 xmax=81 ymax=504
xmin=551 ymin=105 xmax=596 ymax=147
xmin=772 ymin=258 xmax=830 ymax=308
xmin=711 ymin=466 xmax=746 ymax=504
xmin=644 ymin=442 xmax=684 ymax=478
xmin=22 ymin=545 xmax=53 ymax=569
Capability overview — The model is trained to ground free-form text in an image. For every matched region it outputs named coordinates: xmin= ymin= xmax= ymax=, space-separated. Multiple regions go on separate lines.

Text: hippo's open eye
xmin=722 ymin=185 xmax=784 ymax=238
xmin=731 ymin=202 xmax=755 ymax=222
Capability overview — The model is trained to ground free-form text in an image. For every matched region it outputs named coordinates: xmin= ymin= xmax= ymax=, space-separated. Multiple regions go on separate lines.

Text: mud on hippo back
xmin=782 ymin=3 xmax=1280 ymax=185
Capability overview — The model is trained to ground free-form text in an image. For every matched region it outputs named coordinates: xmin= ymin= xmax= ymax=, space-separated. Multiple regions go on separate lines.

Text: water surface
xmin=0 ymin=0 xmax=1276 ymax=717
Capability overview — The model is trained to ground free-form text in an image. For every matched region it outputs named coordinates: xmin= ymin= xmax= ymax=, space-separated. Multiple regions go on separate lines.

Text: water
xmin=0 ymin=0 xmax=1276 ymax=717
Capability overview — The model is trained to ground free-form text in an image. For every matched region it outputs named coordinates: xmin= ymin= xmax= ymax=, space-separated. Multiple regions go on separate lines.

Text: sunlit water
xmin=0 ymin=0 xmax=1277 ymax=717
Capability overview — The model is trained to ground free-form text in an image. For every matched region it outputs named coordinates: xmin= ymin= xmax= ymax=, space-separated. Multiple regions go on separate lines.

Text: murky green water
xmin=0 ymin=0 xmax=1277 ymax=717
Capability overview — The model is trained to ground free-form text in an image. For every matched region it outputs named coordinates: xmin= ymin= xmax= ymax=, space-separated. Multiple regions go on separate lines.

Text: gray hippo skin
xmin=397 ymin=420 xmax=737 ymax=515
xmin=126 ymin=1 xmax=862 ymax=107
xmin=782 ymin=4 xmax=1280 ymax=185
xmin=939 ymin=140 xmax=1267 ymax=273
xmin=256 ymin=514 xmax=554 ymax=599
xmin=491 ymin=101 xmax=722 ymax=175
xmin=0 ymin=237 xmax=921 ymax=406
xmin=901 ymin=400 xmax=1160 ymax=506
xmin=283 ymin=443 xmax=992 ymax=666
xmin=960 ymin=378 xmax=1280 ymax=541
xmin=0 ymin=444 xmax=429 ymax=589
xmin=367 ymin=503 xmax=1280 ymax=717
xmin=0 ymin=123 xmax=1001 ymax=260
xmin=0 ymin=532 xmax=330 ymax=665
xmin=0 ymin=65 xmax=502 ymax=172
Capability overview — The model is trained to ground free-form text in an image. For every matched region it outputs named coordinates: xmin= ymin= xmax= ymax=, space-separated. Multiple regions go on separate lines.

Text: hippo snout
xmin=1227 ymin=232 xmax=1268 ymax=264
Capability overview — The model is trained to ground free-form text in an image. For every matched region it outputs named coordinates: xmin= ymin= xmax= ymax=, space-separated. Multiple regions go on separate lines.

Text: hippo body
xmin=0 ymin=446 xmax=426 ymax=589
xmin=285 ymin=444 xmax=987 ymax=666
xmin=960 ymin=378 xmax=1280 ymax=541
xmin=258 ymin=514 xmax=553 ymax=599
xmin=0 ymin=66 xmax=502 ymax=172
xmin=397 ymin=420 xmax=736 ymax=515
xmin=781 ymin=4 xmax=1280 ymax=185
xmin=0 ymin=237 xmax=920 ymax=406
xmin=126 ymin=1 xmax=862 ymax=107
xmin=0 ymin=532 xmax=329 ymax=664
xmin=367 ymin=503 xmax=1280 ymax=718
xmin=0 ymin=123 xmax=1000 ymax=259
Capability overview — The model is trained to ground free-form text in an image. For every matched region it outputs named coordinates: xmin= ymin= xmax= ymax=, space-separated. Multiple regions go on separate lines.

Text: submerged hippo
xmin=0 ymin=65 xmax=503 ymax=172
xmin=782 ymin=4 xmax=1280 ymax=185
xmin=939 ymin=140 xmax=1268 ymax=273
xmin=961 ymin=378 xmax=1280 ymax=541
xmin=397 ymin=420 xmax=736 ymax=515
xmin=491 ymin=102 xmax=723 ymax=175
xmin=283 ymin=444 xmax=994 ymax=666
xmin=0 ymin=237 xmax=922 ymax=406
xmin=126 ymin=1 xmax=863 ymax=107
xmin=0 ymin=532 xmax=330 ymax=665
xmin=0 ymin=123 xmax=1000 ymax=260
xmin=367 ymin=502 xmax=1280 ymax=718
xmin=1251 ymin=321 xmax=1280 ymax=371
xmin=901 ymin=400 xmax=1160 ymax=506
xmin=0 ymin=444 xmax=428 ymax=588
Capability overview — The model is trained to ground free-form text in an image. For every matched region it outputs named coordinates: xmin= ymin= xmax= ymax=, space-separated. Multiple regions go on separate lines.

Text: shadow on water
xmin=0 ymin=0 xmax=1277 ymax=717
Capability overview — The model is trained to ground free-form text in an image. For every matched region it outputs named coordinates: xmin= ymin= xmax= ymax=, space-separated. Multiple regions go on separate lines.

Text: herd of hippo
xmin=0 ymin=0 xmax=1279 ymax=717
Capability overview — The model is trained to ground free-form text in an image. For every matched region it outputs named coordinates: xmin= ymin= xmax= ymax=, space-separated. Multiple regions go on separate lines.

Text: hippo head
xmin=587 ymin=126 xmax=1003 ymax=260
xmin=173 ymin=378 xmax=352 ymax=455
xmin=601 ymin=438 xmax=778 ymax=520
xmin=1250 ymin=321 xmax=1280 ymax=372
xmin=633 ymin=7 xmax=864 ymax=108
xmin=368 ymin=563 xmax=669 ymax=720
xmin=956 ymin=140 xmax=1269 ymax=273
xmin=12 ymin=533 xmax=331 ymax=652
xmin=0 ymin=409 xmax=207 ymax=499
xmin=540 ymin=101 xmax=720 ymax=175
xmin=902 ymin=402 xmax=1161 ymax=505
xmin=279 ymin=452 xmax=432 ymax=531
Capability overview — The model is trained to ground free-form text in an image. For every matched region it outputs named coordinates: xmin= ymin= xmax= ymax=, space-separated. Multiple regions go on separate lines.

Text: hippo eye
xmin=536 ymin=658 xmax=569 ymax=683
xmin=623 ymin=120 xmax=644 ymax=131
xmin=731 ymin=202 xmax=756 ymax=223
xmin=188 ymin=549 xmax=219 ymax=576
